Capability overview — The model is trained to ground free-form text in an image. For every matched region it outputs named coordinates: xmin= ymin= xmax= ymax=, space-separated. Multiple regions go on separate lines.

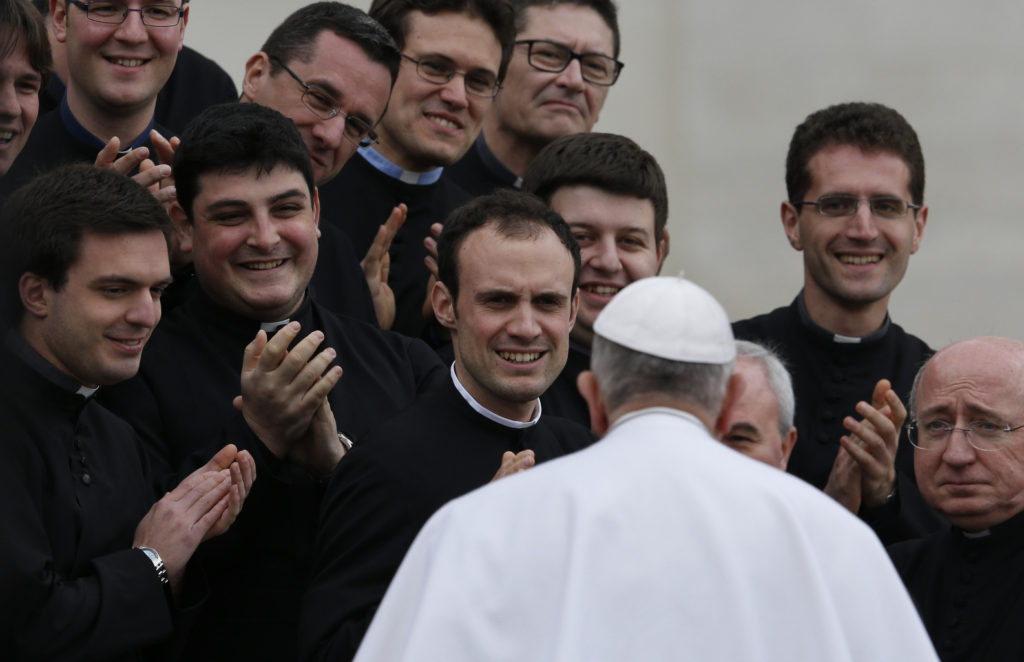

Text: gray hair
xmin=907 ymin=357 xmax=932 ymax=419
xmin=591 ymin=336 xmax=733 ymax=416
xmin=735 ymin=340 xmax=796 ymax=437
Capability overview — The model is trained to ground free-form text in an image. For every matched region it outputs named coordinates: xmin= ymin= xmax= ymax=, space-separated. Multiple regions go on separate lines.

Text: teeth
xmin=112 ymin=58 xmax=145 ymax=67
xmin=244 ymin=260 xmax=284 ymax=271
xmin=584 ymin=285 xmax=620 ymax=296
xmin=0 ymin=131 xmax=12 ymax=142
xmin=499 ymin=351 xmax=540 ymax=363
xmin=431 ymin=116 xmax=458 ymax=129
xmin=839 ymin=255 xmax=881 ymax=265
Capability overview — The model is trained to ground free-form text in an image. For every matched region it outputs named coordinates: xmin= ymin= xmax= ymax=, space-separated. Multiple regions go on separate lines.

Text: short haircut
xmin=2 ymin=0 xmax=52 ymax=82
xmin=509 ymin=0 xmax=620 ymax=58
xmin=1 ymin=164 xmax=173 ymax=322
xmin=786 ymin=102 xmax=925 ymax=206
xmin=369 ymin=0 xmax=516 ymax=82
xmin=523 ymin=132 xmax=668 ymax=242
xmin=735 ymin=340 xmax=795 ymax=437
xmin=261 ymin=2 xmax=401 ymax=88
xmin=591 ymin=336 xmax=733 ymax=416
xmin=437 ymin=189 xmax=580 ymax=305
xmin=173 ymin=103 xmax=316 ymax=221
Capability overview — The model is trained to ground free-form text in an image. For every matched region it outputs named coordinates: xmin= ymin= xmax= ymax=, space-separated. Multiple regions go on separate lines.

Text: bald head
xmin=911 ymin=337 xmax=1024 ymax=532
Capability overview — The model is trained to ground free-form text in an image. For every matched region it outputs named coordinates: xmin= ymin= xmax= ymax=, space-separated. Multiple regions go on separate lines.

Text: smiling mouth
xmin=838 ymin=255 xmax=881 ymax=265
xmin=106 ymin=57 xmax=148 ymax=68
xmin=582 ymin=284 xmax=620 ymax=297
xmin=498 ymin=351 xmax=542 ymax=363
xmin=426 ymin=113 xmax=461 ymax=130
xmin=242 ymin=259 xmax=286 ymax=271
xmin=0 ymin=131 xmax=13 ymax=143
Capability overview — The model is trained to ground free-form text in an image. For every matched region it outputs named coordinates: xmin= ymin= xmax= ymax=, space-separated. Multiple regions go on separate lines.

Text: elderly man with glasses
xmin=889 ymin=336 xmax=1024 ymax=662
xmin=733 ymin=102 xmax=942 ymax=544
xmin=316 ymin=0 xmax=515 ymax=341
xmin=445 ymin=0 xmax=623 ymax=197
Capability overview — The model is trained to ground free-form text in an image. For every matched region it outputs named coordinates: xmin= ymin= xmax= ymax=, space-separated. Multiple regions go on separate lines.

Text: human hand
xmin=824 ymin=446 xmax=862 ymax=514
xmin=233 ymin=323 xmax=343 ymax=459
xmin=421 ymin=222 xmax=443 ymax=322
xmin=94 ymin=136 xmax=176 ymax=205
xmin=290 ymin=397 xmax=345 ymax=478
xmin=841 ymin=379 xmax=903 ymax=508
xmin=490 ymin=449 xmax=535 ymax=482
xmin=362 ymin=204 xmax=406 ymax=329
xmin=195 ymin=444 xmax=257 ymax=540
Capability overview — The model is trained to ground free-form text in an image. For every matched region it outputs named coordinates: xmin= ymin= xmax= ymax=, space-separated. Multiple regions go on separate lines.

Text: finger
xmin=871 ymin=378 xmax=892 ymax=410
xmin=185 ymin=472 xmax=233 ymax=521
xmin=362 ymin=223 xmax=388 ymax=272
xmin=132 ymin=163 xmax=172 ymax=189
xmin=884 ymin=389 xmax=908 ymax=428
xmin=94 ymin=136 xmax=121 ymax=169
xmin=430 ymin=222 xmax=443 ymax=240
xmin=843 ymin=415 xmax=889 ymax=462
xmin=301 ymin=365 xmax=343 ymax=408
xmin=290 ymin=345 xmax=338 ymax=397
xmin=150 ymin=128 xmax=177 ymax=165
xmin=853 ymin=402 xmax=896 ymax=437
xmin=382 ymin=203 xmax=406 ymax=245
xmin=108 ymin=146 xmax=151 ymax=175
xmin=197 ymin=494 xmax=232 ymax=540
xmin=238 ymin=451 xmax=257 ymax=493
xmin=840 ymin=434 xmax=883 ymax=473
xmin=199 ymin=444 xmax=240 ymax=474
xmin=242 ymin=329 xmax=270 ymax=375
xmin=151 ymin=185 xmax=177 ymax=205
xmin=275 ymin=330 xmax=328 ymax=377
xmin=255 ymin=322 xmax=303 ymax=371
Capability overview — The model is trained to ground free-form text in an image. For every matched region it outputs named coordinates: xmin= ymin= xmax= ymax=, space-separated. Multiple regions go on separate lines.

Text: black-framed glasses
xmin=68 ymin=0 xmax=184 ymax=27
xmin=268 ymin=56 xmax=379 ymax=149
xmin=794 ymin=195 xmax=921 ymax=219
xmin=401 ymin=54 xmax=501 ymax=98
xmin=907 ymin=419 xmax=1024 ymax=452
xmin=515 ymin=39 xmax=624 ymax=86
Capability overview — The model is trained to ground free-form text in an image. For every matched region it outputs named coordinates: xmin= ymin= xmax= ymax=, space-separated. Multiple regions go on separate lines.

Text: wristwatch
xmin=337 ymin=432 xmax=354 ymax=451
xmin=135 ymin=546 xmax=169 ymax=587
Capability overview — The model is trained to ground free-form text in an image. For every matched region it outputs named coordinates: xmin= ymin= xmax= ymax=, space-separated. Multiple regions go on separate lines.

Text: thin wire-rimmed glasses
xmin=268 ymin=56 xmax=379 ymax=148
xmin=515 ymin=39 xmax=624 ymax=86
xmin=906 ymin=419 xmax=1024 ymax=452
xmin=400 ymin=54 xmax=501 ymax=98
xmin=68 ymin=0 xmax=184 ymax=27
xmin=794 ymin=195 xmax=921 ymax=219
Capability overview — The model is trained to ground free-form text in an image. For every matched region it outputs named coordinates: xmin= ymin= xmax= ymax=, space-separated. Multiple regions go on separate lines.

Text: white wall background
xmin=185 ymin=1 xmax=1024 ymax=350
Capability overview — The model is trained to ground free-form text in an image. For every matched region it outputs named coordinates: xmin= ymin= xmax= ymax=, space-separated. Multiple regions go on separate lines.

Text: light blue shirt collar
xmin=358 ymin=146 xmax=444 ymax=185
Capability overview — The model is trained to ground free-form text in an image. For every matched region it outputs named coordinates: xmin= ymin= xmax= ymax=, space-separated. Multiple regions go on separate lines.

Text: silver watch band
xmin=135 ymin=546 xmax=169 ymax=586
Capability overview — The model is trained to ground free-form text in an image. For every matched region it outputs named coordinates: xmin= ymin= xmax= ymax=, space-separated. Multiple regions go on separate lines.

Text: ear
xmin=51 ymin=0 xmax=68 ymax=43
xmin=567 ymin=289 xmax=579 ymax=332
xmin=577 ymin=370 xmax=609 ymax=436
xmin=779 ymin=428 xmax=797 ymax=471
xmin=242 ymin=52 xmax=272 ymax=102
xmin=175 ymin=3 xmax=189 ymax=52
xmin=656 ymin=227 xmax=670 ymax=271
xmin=714 ymin=373 xmax=742 ymax=438
xmin=432 ymin=280 xmax=457 ymax=330
xmin=311 ymin=186 xmax=321 ymax=238
xmin=909 ymin=204 xmax=927 ymax=255
xmin=19 ymin=272 xmax=53 ymax=320
xmin=780 ymin=201 xmax=802 ymax=251
xmin=167 ymin=202 xmax=194 ymax=257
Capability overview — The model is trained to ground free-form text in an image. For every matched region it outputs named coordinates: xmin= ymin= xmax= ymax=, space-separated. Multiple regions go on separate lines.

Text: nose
xmin=438 ymin=76 xmax=469 ymax=109
xmin=555 ymin=58 xmax=586 ymax=92
xmin=125 ymin=290 xmax=160 ymax=328
xmin=0 ymin=80 xmax=18 ymax=119
xmin=247 ymin=214 xmax=280 ymax=252
xmin=586 ymin=236 xmax=623 ymax=275
xmin=311 ymin=117 xmax=344 ymax=152
xmin=940 ymin=427 xmax=977 ymax=467
xmin=507 ymin=303 xmax=542 ymax=341
xmin=114 ymin=8 xmax=149 ymax=43
xmin=844 ymin=201 xmax=880 ymax=241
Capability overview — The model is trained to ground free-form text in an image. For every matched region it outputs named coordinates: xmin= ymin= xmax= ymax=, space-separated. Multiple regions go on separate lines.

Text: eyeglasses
xmin=906 ymin=419 xmax=1024 ymax=452
xmin=515 ymin=40 xmax=624 ymax=86
xmin=401 ymin=54 xmax=501 ymax=99
xmin=268 ymin=56 xmax=379 ymax=149
xmin=68 ymin=1 xmax=184 ymax=27
xmin=794 ymin=195 xmax=921 ymax=219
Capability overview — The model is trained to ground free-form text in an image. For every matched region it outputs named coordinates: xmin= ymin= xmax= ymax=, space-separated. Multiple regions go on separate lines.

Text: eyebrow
xmin=91 ymin=275 xmax=174 ymax=289
xmin=203 ymin=188 xmax=308 ymax=213
xmin=570 ymin=222 xmax=652 ymax=236
xmin=305 ymin=79 xmax=376 ymax=125
xmin=727 ymin=422 xmax=762 ymax=437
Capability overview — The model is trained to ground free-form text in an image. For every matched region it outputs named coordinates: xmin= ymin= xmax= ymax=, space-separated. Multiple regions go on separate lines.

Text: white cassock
xmin=354 ymin=408 xmax=938 ymax=662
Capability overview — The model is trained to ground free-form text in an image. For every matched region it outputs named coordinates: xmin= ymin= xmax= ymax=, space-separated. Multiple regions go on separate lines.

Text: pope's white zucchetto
xmin=592 ymin=277 xmax=736 ymax=364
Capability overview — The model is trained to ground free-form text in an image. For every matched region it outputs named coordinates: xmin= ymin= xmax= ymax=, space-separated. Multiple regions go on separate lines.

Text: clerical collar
xmin=60 ymin=94 xmax=155 ymax=153
xmin=450 ymin=363 xmax=540 ymax=429
xmin=4 ymin=328 xmax=99 ymax=399
xmin=795 ymin=290 xmax=890 ymax=344
xmin=473 ymin=134 xmax=523 ymax=189
xmin=261 ymin=319 xmax=292 ymax=334
xmin=608 ymin=407 xmax=707 ymax=436
xmin=358 ymin=146 xmax=443 ymax=185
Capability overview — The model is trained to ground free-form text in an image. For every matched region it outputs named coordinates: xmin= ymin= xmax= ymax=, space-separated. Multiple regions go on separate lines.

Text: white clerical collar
xmin=77 ymin=385 xmax=100 ymax=398
xmin=608 ymin=406 xmax=708 ymax=436
xmin=261 ymin=319 xmax=291 ymax=334
xmin=450 ymin=363 xmax=540 ymax=429
xmin=358 ymin=146 xmax=444 ymax=185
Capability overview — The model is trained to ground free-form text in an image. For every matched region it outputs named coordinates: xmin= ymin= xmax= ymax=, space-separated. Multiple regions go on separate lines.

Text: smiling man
xmin=523 ymin=132 xmax=668 ymax=425
xmin=446 ymin=0 xmax=621 ymax=196
xmin=0 ymin=0 xmax=50 ymax=179
xmin=890 ymin=337 xmax=1024 ymax=662
xmin=2 ymin=0 xmax=186 ymax=194
xmin=317 ymin=0 xmax=515 ymax=339
xmin=299 ymin=190 xmax=594 ymax=662
xmin=99 ymin=102 xmax=445 ymax=660
xmin=733 ymin=102 xmax=941 ymax=542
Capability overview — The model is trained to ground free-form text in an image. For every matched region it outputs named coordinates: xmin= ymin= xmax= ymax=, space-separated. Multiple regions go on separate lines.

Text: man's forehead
xmin=520 ymin=3 xmax=615 ymax=52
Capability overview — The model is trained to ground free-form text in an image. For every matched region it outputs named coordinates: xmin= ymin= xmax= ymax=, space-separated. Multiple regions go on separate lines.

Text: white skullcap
xmin=592 ymin=276 xmax=736 ymax=364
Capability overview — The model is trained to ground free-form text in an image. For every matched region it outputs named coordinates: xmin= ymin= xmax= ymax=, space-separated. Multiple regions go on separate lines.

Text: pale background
xmin=185 ymin=1 xmax=1024 ymax=349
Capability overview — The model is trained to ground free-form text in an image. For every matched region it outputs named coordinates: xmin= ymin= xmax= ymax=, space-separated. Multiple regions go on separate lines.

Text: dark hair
xmin=786 ymin=102 xmax=925 ymax=206
xmin=2 ymin=0 xmax=52 ymax=82
xmin=509 ymin=0 xmax=619 ymax=58
xmin=1 ymin=164 xmax=172 ymax=321
xmin=523 ymin=132 xmax=667 ymax=242
xmin=173 ymin=103 xmax=316 ymax=221
xmin=261 ymin=2 xmax=401 ymax=87
xmin=369 ymin=0 xmax=516 ymax=82
xmin=438 ymin=189 xmax=580 ymax=305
